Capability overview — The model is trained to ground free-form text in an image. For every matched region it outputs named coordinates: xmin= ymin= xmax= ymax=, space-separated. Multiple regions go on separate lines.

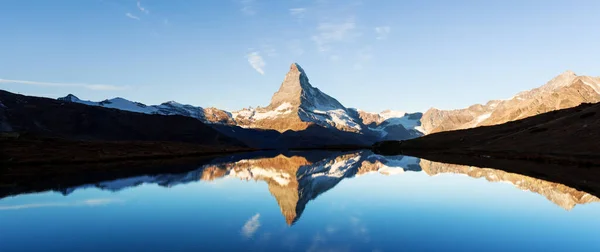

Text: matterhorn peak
xmin=289 ymin=62 xmax=306 ymax=74
xmin=269 ymin=63 xmax=314 ymax=108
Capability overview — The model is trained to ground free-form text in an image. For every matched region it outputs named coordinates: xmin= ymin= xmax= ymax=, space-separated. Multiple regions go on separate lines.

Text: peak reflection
xmin=4 ymin=151 xmax=598 ymax=225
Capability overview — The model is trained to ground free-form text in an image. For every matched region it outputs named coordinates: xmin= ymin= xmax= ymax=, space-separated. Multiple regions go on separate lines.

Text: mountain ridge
xmin=52 ymin=65 xmax=600 ymax=143
xmin=421 ymin=71 xmax=600 ymax=133
xmin=56 ymin=62 xmax=423 ymax=143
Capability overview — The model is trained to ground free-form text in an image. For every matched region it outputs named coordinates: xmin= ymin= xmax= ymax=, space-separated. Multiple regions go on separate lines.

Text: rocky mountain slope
xmin=232 ymin=63 xmax=364 ymax=133
xmin=422 ymin=71 xmax=600 ymax=133
xmin=231 ymin=63 xmax=422 ymax=140
xmin=375 ymin=101 xmax=600 ymax=165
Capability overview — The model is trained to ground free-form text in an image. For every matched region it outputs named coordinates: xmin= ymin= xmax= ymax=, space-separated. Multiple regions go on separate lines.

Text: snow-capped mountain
xmin=231 ymin=63 xmax=364 ymax=133
xmin=229 ymin=63 xmax=422 ymax=140
xmin=58 ymin=94 xmax=234 ymax=125
xmin=353 ymin=109 xmax=424 ymax=140
xmin=57 ymin=63 xmax=422 ymax=143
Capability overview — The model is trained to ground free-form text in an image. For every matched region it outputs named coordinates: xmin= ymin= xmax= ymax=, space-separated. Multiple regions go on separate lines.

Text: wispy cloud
xmin=246 ymin=52 xmax=266 ymax=75
xmin=0 ymin=78 xmax=129 ymax=91
xmin=311 ymin=19 xmax=357 ymax=52
xmin=0 ymin=198 xmax=123 ymax=210
xmin=242 ymin=213 xmax=261 ymax=238
xmin=375 ymin=26 xmax=391 ymax=40
xmin=125 ymin=12 xmax=140 ymax=20
xmin=240 ymin=0 xmax=256 ymax=15
xmin=289 ymin=8 xmax=307 ymax=19
xmin=137 ymin=1 xmax=149 ymax=14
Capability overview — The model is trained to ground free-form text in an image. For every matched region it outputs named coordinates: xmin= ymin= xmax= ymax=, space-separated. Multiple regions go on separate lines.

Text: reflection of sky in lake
xmin=1 ymin=151 xmax=599 ymax=251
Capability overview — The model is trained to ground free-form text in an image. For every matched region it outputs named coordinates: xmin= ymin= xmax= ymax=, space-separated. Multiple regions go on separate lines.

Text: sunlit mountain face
xmin=3 ymin=151 xmax=597 ymax=226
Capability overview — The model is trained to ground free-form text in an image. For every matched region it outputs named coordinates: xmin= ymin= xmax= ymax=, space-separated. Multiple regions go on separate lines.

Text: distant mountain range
xmin=55 ymin=63 xmax=423 ymax=147
xmin=54 ymin=64 xmax=600 ymax=144
xmin=2 ymin=63 xmax=599 ymax=150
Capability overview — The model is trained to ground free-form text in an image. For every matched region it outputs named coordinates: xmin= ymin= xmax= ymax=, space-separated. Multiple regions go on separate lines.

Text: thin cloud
xmin=125 ymin=12 xmax=140 ymax=20
xmin=375 ymin=26 xmax=391 ymax=40
xmin=289 ymin=8 xmax=307 ymax=19
xmin=312 ymin=19 xmax=357 ymax=52
xmin=242 ymin=213 xmax=261 ymax=238
xmin=0 ymin=198 xmax=123 ymax=210
xmin=137 ymin=1 xmax=149 ymax=14
xmin=0 ymin=78 xmax=129 ymax=91
xmin=240 ymin=0 xmax=256 ymax=15
xmin=246 ymin=52 xmax=266 ymax=75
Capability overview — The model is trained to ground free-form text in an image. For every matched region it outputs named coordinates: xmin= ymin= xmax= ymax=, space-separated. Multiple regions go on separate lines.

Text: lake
xmin=1 ymin=150 xmax=599 ymax=251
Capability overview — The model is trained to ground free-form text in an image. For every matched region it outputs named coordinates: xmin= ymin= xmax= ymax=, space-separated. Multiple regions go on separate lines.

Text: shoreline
xmin=373 ymin=145 xmax=600 ymax=166
xmin=0 ymin=135 xmax=368 ymax=167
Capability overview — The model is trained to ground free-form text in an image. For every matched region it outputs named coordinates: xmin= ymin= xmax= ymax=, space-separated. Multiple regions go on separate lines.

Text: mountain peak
xmin=542 ymin=70 xmax=579 ymax=91
xmin=58 ymin=94 xmax=80 ymax=102
xmin=162 ymin=100 xmax=181 ymax=106
xmin=290 ymin=63 xmax=305 ymax=74
xmin=269 ymin=63 xmax=313 ymax=108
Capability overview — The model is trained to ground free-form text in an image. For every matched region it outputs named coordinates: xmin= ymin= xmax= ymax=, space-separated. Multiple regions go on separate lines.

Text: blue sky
xmin=1 ymin=0 xmax=599 ymax=112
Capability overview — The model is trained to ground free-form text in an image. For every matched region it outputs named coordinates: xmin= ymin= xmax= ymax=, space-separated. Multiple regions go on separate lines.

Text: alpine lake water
xmin=1 ymin=150 xmax=599 ymax=252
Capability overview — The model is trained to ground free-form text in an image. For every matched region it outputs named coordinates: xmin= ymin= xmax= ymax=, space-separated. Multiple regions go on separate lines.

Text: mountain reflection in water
xmin=31 ymin=150 xmax=599 ymax=225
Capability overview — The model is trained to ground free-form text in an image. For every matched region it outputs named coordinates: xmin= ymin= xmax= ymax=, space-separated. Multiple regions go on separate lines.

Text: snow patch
xmin=232 ymin=108 xmax=255 ymax=119
xmin=251 ymin=103 xmax=294 ymax=120
xmin=101 ymin=98 xmax=158 ymax=114
xmin=474 ymin=112 xmax=492 ymax=125
xmin=59 ymin=95 xmax=212 ymax=122
xmin=311 ymin=109 xmax=362 ymax=131
xmin=379 ymin=110 xmax=406 ymax=120
xmin=414 ymin=126 xmax=427 ymax=134
xmin=378 ymin=166 xmax=405 ymax=176
xmin=382 ymin=116 xmax=420 ymax=129
xmin=382 ymin=155 xmax=420 ymax=171
xmin=228 ymin=167 xmax=292 ymax=186
xmin=581 ymin=78 xmax=600 ymax=95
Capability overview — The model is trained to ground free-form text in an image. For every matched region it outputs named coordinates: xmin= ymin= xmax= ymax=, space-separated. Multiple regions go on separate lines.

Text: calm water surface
xmin=1 ymin=151 xmax=599 ymax=251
